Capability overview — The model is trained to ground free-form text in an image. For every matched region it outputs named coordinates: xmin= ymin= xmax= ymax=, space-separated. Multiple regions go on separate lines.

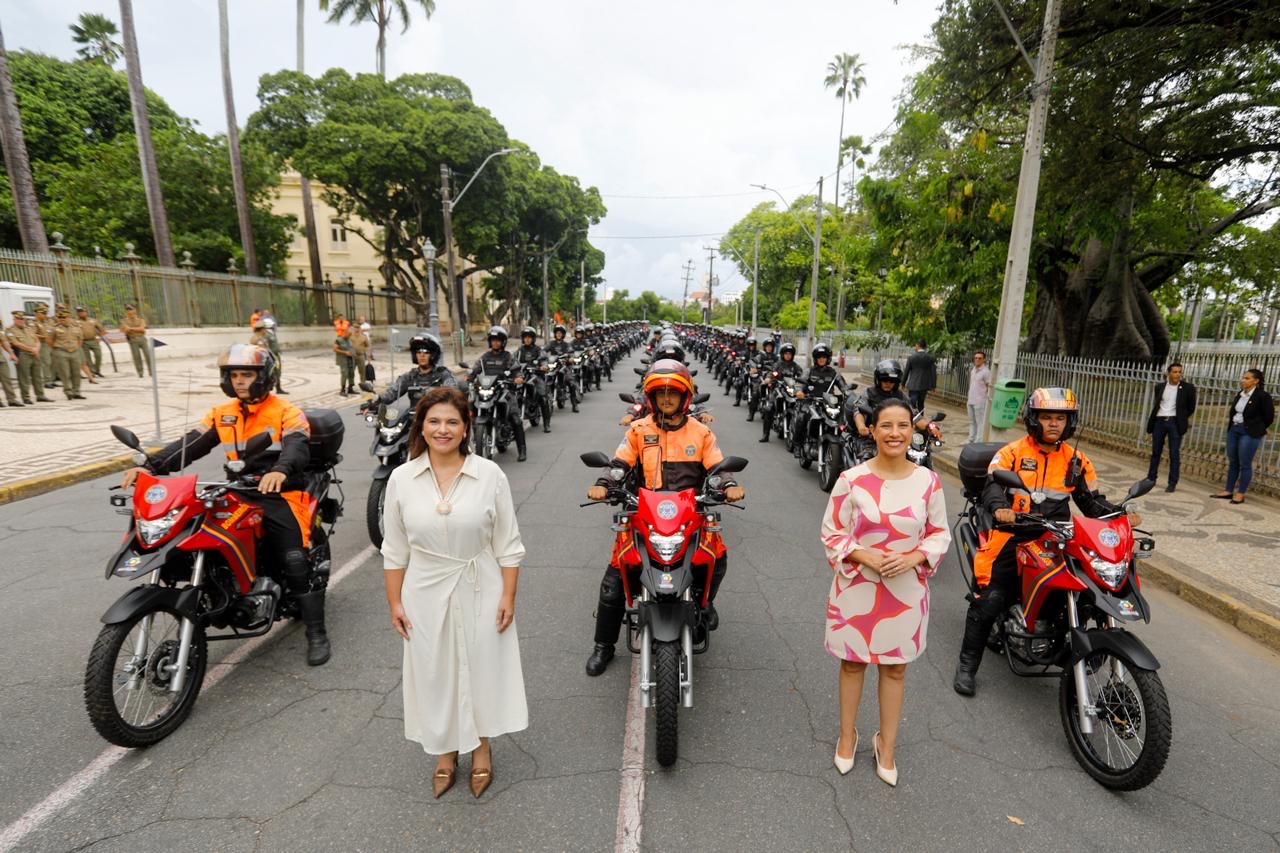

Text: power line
xmin=587 ymin=231 xmax=725 ymax=239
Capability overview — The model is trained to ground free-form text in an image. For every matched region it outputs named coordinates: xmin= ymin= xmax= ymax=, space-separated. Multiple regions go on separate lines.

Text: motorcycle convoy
xmin=81 ymin=315 xmax=1170 ymax=793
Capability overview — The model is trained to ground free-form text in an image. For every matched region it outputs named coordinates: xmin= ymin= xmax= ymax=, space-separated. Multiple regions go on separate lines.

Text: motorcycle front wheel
xmin=366 ymin=478 xmax=387 ymax=548
xmin=1059 ymin=654 xmax=1172 ymax=790
xmin=654 ymin=641 xmax=680 ymax=767
xmin=818 ymin=446 xmax=840 ymax=492
xmin=85 ymin=604 xmax=207 ymax=748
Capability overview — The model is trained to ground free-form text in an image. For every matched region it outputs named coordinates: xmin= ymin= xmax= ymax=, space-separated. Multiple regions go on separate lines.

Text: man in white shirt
xmin=1145 ymin=362 xmax=1196 ymax=493
xmin=966 ymin=351 xmax=993 ymax=443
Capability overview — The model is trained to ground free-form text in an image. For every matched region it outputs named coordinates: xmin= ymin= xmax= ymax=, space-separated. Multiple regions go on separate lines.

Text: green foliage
xmin=774 ymin=298 xmax=834 ymax=331
xmin=69 ymin=13 xmax=122 ymax=66
xmin=0 ymin=51 xmax=292 ymax=273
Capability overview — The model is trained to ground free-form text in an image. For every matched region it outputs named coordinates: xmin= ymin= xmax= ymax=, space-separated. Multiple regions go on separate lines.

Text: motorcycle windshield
xmin=133 ymin=472 xmax=197 ymax=520
xmin=638 ymin=488 xmax=697 ymax=537
xmin=478 ymin=374 xmax=499 ymax=389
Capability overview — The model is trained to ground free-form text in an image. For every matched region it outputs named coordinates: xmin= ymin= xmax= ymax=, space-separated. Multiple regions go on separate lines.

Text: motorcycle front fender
xmin=371 ymin=460 xmax=400 ymax=481
xmin=1069 ymin=627 xmax=1160 ymax=671
xmin=639 ymin=599 xmax=697 ymax=644
xmin=100 ymin=583 xmax=200 ymax=625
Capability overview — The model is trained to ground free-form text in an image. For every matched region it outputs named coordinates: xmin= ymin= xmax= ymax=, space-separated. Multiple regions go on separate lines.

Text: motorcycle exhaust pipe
xmin=168 ymin=552 xmax=206 ymax=695
xmin=639 ymin=625 xmax=653 ymax=709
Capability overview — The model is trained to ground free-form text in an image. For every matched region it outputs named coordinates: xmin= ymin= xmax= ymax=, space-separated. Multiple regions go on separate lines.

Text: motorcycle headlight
xmin=138 ymin=508 xmax=183 ymax=545
xmin=1088 ymin=551 xmax=1128 ymax=587
xmin=648 ymin=531 xmax=686 ymax=562
xmin=379 ymin=424 xmax=403 ymax=440
xmin=479 ymin=387 xmax=494 ymax=399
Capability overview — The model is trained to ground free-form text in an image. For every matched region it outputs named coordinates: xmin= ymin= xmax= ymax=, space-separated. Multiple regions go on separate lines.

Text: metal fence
xmin=0 ymin=244 xmax=413 ymax=328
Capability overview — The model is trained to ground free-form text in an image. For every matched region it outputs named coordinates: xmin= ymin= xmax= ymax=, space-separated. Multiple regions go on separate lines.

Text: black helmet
xmin=652 ymin=340 xmax=686 ymax=364
xmin=746 ymin=337 xmax=757 ymax=347
xmin=811 ymin=343 xmax=833 ymax=363
xmin=873 ymin=359 xmax=903 ymax=386
xmin=573 ymin=325 xmax=585 ymax=337
xmin=760 ymin=336 xmax=776 ymax=350
xmin=409 ymin=332 xmax=442 ymax=364
xmin=780 ymin=342 xmax=796 ymax=359
xmin=487 ymin=325 xmax=508 ymax=346
xmin=520 ymin=325 xmax=537 ymax=342
xmin=553 ymin=323 xmax=567 ymax=337
xmin=1024 ymin=387 xmax=1080 ymax=444
xmin=217 ymin=344 xmax=275 ymax=404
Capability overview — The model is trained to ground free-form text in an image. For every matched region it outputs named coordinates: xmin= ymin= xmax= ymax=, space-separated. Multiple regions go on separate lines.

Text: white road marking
xmin=614 ymin=653 xmax=647 ymax=853
xmin=0 ymin=544 xmax=377 ymax=853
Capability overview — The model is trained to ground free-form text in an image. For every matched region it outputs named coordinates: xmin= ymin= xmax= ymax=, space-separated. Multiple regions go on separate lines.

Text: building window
xmin=329 ymin=219 xmax=348 ymax=249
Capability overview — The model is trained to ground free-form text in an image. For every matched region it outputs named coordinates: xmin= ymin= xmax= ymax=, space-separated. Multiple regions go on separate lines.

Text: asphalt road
xmin=1 ymin=352 xmax=1278 ymax=852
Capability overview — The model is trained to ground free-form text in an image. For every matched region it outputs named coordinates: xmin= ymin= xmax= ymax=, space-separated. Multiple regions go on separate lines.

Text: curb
xmin=0 ymin=449 xmax=158 ymax=506
xmin=931 ymin=453 xmax=1280 ymax=655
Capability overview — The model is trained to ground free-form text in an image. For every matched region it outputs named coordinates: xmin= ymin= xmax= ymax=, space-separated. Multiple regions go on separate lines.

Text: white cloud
xmin=6 ymin=0 xmax=938 ymax=301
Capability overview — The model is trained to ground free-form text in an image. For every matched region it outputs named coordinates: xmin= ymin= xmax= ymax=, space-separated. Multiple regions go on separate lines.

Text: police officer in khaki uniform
xmin=33 ymin=304 xmax=56 ymax=389
xmin=0 ymin=318 xmax=21 ymax=407
xmin=120 ymin=303 xmax=151 ymax=377
xmin=76 ymin=306 xmax=105 ymax=381
xmin=51 ymin=306 xmax=85 ymax=399
xmin=5 ymin=310 xmax=52 ymax=403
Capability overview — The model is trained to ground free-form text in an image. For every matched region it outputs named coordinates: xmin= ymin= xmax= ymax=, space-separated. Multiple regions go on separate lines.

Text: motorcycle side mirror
xmin=991 ymin=469 xmax=1024 ymax=491
xmin=110 ymin=424 xmax=141 ymax=449
xmin=689 ymin=369 xmax=698 ymax=376
xmin=580 ymin=451 xmax=612 ymax=468
xmin=707 ymin=455 xmax=749 ymax=475
xmin=639 ymin=357 xmax=651 ymax=364
xmin=634 ymin=367 xmax=646 ymax=375
xmin=692 ymin=392 xmax=710 ymax=404
xmin=241 ymin=432 xmax=273 ymax=462
xmin=619 ymin=392 xmax=637 ymax=404
xmin=458 ymin=361 xmax=470 ymax=369
xmin=1125 ymin=478 xmax=1155 ymax=502
xmin=932 ymin=412 xmax=947 ymax=422
xmin=848 ymin=383 xmax=859 ymax=391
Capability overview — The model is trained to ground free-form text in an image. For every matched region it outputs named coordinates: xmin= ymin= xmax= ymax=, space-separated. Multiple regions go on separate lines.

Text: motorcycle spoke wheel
xmin=654 ymin=642 xmax=680 ymax=768
xmin=84 ymin=605 xmax=206 ymax=748
xmin=366 ymin=478 xmax=387 ymax=549
xmin=1059 ymin=654 xmax=1171 ymax=790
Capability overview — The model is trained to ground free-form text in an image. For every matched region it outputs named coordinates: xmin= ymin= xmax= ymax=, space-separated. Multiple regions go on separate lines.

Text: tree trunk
xmin=834 ymin=90 xmax=847 ymax=209
xmin=295 ymin=0 xmax=324 ymax=310
xmin=119 ymin=0 xmax=174 ymax=266
xmin=219 ymin=0 xmax=258 ymax=276
xmin=0 ymin=22 xmax=48 ymax=253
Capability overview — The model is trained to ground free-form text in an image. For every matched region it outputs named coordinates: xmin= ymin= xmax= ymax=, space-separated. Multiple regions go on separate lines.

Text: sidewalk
xmin=841 ymin=369 xmax=1280 ymax=649
xmin=0 ymin=342 xmax=487 ymax=502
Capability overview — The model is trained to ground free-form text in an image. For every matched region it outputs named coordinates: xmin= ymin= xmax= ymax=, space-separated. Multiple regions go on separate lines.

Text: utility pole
xmin=702 ymin=247 xmax=717 ymax=324
xmin=440 ymin=163 xmax=465 ymax=365
xmin=751 ymin=227 xmax=761 ymax=334
xmin=541 ymin=235 xmax=550 ymax=341
xmin=806 ymin=176 xmax=824 ymax=359
xmin=680 ymin=260 xmax=694 ymax=323
xmin=580 ymin=258 xmax=586 ymax=324
xmin=989 ymin=0 xmax=1062 ymax=398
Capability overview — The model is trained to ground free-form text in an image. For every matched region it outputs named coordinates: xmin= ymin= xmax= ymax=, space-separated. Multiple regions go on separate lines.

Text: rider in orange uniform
xmin=584 ymin=359 xmax=745 ymax=675
xmin=953 ymin=388 xmax=1139 ymax=696
xmin=121 ymin=344 xmax=331 ymax=665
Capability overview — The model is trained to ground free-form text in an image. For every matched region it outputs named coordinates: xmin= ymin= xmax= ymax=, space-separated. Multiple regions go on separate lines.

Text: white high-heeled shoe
xmin=833 ymin=731 xmax=857 ymax=775
xmin=873 ymin=731 xmax=898 ymax=787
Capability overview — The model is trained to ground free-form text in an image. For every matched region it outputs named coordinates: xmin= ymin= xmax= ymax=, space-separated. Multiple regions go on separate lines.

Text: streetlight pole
xmin=580 ymin=258 xmax=586 ymax=324
xmin=440 ymin=147 xmax=519 ymax=364
xmin=424 ymin=237 xmax=439 ymax=337
xmin=806 ymin=176 xmax=824 ymax=359
xmin=751 ymin=226 xmax=760 ymax=335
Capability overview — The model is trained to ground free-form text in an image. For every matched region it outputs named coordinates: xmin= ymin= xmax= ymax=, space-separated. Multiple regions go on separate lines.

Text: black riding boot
xmin=953 ymin=589 xmax=1005 ymax=696
xmin=513 ymin=419 xmax=528 ymax=461
xmin=295 ymin=589 xmax=332 ymax=666
xmin=540 ymin=397 xmax=552 ymax=433
xmin=587 ymin=570 xmax=627 ymax=676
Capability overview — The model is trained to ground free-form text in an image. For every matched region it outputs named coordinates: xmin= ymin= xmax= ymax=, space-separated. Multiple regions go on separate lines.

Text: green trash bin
xmin=988 ymin=379 xmax=1028 ymax=430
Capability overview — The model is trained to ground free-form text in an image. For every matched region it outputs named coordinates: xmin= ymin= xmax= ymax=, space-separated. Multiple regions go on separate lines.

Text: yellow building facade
xmin=273 ymin=171 xmax=491 ymax=332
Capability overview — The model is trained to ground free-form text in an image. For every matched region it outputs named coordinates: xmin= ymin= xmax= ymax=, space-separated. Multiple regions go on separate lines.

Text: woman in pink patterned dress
xmin=821 ymin=398 xmax=951 ymax=786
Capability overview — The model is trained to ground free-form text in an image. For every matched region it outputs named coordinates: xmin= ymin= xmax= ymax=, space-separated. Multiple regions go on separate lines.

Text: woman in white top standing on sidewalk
xmin=381 ymin=386 xmax=528 ymax=799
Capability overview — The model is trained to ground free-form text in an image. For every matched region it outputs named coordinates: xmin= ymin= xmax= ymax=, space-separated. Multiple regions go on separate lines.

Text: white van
xmin=1 ymin=282 xmax=55 ymax=382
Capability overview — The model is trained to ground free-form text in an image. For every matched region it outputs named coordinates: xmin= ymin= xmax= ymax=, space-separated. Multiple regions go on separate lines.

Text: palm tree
xmin=70 ymin=12 xmax=123 ymax=66
xmin=0 ymin=22 xmax=48 ymax=252
xmin=319 ymin=0 xmax=437 ymax=79
xmin=823 ymin=52 xmax=866 ymax=209
xmin=218 ymin=0 xmax=258 ymax=275
xmin=118 ymin=0 xmax=174 ymax=265
xmin=297 ymin=0 xmax=324 ymax=288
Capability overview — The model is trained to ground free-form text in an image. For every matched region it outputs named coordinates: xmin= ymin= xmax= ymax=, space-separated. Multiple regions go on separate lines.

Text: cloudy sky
xmin=4 ymin=0 xmax=940 ymax=302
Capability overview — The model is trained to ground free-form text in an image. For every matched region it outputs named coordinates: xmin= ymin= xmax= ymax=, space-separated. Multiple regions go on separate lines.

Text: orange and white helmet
xmin=642 ymin=359 xmax=695 ymax=414
xmin=1024 ymin=387 xmax=1079 ymax=443
xmin=218 ymin=344 xmax=276 ymax=403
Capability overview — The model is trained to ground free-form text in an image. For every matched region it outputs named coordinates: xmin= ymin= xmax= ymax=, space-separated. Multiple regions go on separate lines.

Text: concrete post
xmin=179 ymin=251 xmax=199 ymax=327
xmin=49 ymin=231 xmax=72 ymax=307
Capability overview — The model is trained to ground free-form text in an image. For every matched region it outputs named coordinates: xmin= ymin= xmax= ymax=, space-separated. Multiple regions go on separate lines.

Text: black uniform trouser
xmin=960 ymin=539 xmax=1020 ymax=659
xmin=242 ymin=492 xmax=311 ymax=593
xmin=527 ymin=376 xmax=552 ymax=424
xmin=593 ymin=556 xmax=728 ymax=645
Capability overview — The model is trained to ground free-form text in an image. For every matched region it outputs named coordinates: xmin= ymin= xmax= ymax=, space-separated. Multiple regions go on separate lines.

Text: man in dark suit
xmin=1145 ymin=362 xmax=1196 ymax=492
xmin=903 ymin=339 xmax=937 ymax=411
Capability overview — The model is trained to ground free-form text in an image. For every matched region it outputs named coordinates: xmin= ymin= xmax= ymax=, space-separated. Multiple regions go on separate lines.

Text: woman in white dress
xmin=381 ymin=386 xmax=527 ymax=798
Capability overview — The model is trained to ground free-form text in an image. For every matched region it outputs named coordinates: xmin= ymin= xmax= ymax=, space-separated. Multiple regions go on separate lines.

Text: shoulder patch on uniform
xmin=219 ymin=414 xmax=238 ymax=425
xmin=684 ymin=444 xmax=697 ymax=457
xmin=1019 ymin=458 xmax=1037 ymax=471
xmin=643 ymin=434 xmax=660 ymax=445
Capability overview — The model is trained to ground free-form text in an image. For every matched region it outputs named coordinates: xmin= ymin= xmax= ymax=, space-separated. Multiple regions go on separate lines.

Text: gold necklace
xmin=430 ymin=459 xmax=464 ymax=515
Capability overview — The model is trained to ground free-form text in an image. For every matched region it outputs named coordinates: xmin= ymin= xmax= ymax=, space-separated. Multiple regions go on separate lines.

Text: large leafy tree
xmin=874 ymin=0 xmax=1280 ymax=360
xmin=319 ymin=0 xmax=436 ymax=79
xmin=823 ymin=52 xmax=866 ymax=209
xmin=69 ymin=13 xmax=122 ymax=66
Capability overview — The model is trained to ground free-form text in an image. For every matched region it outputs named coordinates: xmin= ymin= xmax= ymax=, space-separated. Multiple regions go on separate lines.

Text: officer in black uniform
xmin=515 ymin=326 xmax=552 ymax=433
xmin=791 ymin=343 xmax=847 ymax=455
xmin=468 ymin=326 xmax=528 ymax=461
xmin=759 ymin=342 xmax=802 ymax=442
xmin=545 ymin=323 xmax=579 ymax=412
xmin=362 ymin=333 xmax=458 ymax=412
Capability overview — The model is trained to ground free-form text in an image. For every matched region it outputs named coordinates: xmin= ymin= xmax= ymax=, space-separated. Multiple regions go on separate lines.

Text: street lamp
xmin=423 ymin=237 xmax=439 ymax=337
xmin=441 ymin=147 xmax=520 ymax=363
xmin=754 ymin=179 xmax=824 ymax=359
